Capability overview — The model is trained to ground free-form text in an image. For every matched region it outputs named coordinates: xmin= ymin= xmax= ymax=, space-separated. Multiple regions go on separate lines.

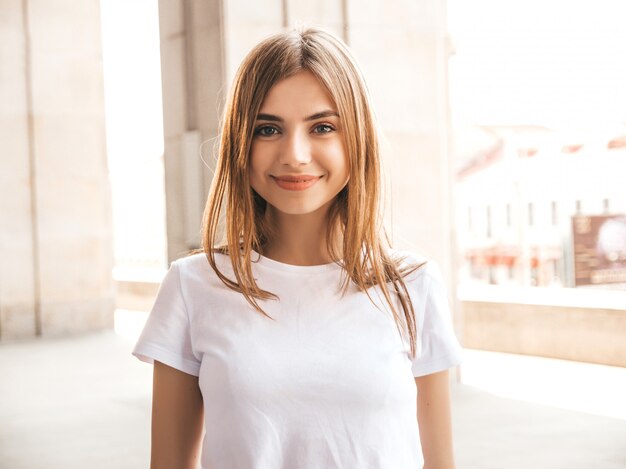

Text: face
xmin=249 ymin=70 xmax=349 ymax=216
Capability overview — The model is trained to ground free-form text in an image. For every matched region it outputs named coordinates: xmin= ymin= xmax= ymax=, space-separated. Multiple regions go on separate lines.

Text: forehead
xmin=258 ymin=70 xmax=337 ymax=115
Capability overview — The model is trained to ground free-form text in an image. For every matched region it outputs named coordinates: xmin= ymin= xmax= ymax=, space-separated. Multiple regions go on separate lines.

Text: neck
xmin=260 ymin=203 xmax=341 ymax=266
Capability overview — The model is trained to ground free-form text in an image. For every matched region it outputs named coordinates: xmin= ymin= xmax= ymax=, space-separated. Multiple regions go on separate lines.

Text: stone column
xmin=282 ymin=0 xmax=345 ymax=43
xmin=348 ymin=0 xmax=455 ymax=276
xmin=348 ymin=0 xmax=463 ymax=367
xmin=0 ymin=0 xmax=114 ymax=340
xmin=158 ymin=0 xmax=227 ymax=262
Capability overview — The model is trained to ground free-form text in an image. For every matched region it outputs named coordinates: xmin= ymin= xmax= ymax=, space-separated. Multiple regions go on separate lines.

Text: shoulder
xmin=389 ymin=248 xmax=426 ymax=267
xmin=175 ymin=252 xmax=209 ymax=269
xmin=172 ymin=251 xmax=232 ymax=283
xmin=391 ymin=250 xmax=447 ymax=300
xmin=388 ymin=248 xmax=440 ymax=279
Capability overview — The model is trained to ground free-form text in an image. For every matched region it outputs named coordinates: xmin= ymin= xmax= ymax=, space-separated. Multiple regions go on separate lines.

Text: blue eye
xmin=314 ymin=124 xmax=334 ymax=134
xmin=254 ymin=125 xmax=279 ymax=137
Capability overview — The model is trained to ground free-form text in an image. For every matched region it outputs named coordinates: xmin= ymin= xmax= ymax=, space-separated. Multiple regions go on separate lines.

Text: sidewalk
xmin=0 ymin=310 xmax=624 ymax=469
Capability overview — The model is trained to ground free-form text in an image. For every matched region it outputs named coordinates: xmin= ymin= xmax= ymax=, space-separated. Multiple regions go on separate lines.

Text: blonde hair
xmin=188 ymin=27 xmax=425 ymax=358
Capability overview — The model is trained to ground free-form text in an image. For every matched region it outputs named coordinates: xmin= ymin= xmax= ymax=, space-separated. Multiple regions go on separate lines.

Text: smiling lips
xmin=272 ymin=175 xmax=322 ymax=191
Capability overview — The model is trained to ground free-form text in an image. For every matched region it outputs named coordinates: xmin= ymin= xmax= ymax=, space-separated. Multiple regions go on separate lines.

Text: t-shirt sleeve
xmin=411 ymin=260 xmax=464 ymax=377
xmin=132 ymin=260 xmax=201 ymax=377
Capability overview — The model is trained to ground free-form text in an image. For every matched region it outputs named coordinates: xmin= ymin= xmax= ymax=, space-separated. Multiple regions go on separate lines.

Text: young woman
xmin=133 ymin=27 xmax=463 ymax=469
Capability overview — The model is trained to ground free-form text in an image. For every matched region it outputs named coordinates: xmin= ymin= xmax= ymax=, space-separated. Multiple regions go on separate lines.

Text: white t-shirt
xmin=132 ymin=250 xmax=463 ymax=469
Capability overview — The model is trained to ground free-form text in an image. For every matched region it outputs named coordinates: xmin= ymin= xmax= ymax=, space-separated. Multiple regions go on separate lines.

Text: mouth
xmin=271 ymin=175 xmax=322 ymax=191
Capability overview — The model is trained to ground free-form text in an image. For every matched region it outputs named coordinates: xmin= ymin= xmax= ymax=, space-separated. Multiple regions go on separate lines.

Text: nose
xmin=279 ymin=130 xmax=312 ymax=167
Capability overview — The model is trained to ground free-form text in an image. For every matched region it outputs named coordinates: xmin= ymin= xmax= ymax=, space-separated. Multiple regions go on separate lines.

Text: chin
xmin=267 ymin=198 xmax=330 ymax=216
xmin=273 ymin=204 xmax=324 ymax=216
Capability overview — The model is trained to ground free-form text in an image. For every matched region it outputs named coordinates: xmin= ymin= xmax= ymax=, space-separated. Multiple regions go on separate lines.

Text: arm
xmin=150 ymin=360 xmax=204 ymax=469
xmin=415 ymin=369 xmax=456 ymax=469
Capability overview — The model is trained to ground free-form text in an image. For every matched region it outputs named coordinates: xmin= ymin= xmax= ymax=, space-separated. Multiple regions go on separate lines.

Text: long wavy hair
xmin=188 ymin=27 xmax=425 ymax=358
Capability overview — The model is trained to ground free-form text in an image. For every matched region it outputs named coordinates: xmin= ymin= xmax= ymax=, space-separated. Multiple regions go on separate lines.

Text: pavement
xmin=1 ymin=310 xmax=625 ymax=469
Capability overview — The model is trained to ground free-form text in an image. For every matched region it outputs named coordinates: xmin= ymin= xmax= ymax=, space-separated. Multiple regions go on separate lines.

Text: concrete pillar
xmin=348 ymin=0 xmax=463 ymax=366
xmin=348 ymin=0 xmax=455 ymax=278
xmin=0 ymin=0 xmax=36 ymax=340
xmin=158 ymin=0 xmax=227 ymax=261
xmin=0 ymin=0 xmax=114 ymax=341
xmin=285 ymin=0 xmax=345 ymax=42
xmin=222 ymin=0 xmax=282 ymax=86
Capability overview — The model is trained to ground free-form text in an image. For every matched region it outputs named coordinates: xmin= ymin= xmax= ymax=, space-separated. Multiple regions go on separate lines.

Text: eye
xmin=313 ymin=123 xmax=335 ymax=134
xmin=254 ymin=125 xmax=280 ymax=137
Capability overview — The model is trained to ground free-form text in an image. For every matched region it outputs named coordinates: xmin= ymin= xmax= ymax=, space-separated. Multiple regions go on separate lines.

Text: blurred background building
xmin=444 ymin=0 xmax=626 ymax=368
xmin=455 ymin=124 xmax=626 ymax=289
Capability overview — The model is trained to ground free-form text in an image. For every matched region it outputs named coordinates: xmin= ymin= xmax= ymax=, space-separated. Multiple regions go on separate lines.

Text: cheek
xmin=337 ymin=152 xmax=351 ymax=182
xmin=322 ymin=141 xmax=349 ymax=174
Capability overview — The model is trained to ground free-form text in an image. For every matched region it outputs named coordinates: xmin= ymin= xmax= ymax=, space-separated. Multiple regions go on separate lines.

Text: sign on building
xmin=572 ymin=214 xmax=626 ymax=286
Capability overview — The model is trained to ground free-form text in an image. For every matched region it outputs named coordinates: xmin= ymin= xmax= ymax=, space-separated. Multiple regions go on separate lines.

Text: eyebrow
xmin=255 ymin=110 xmax=340 ymax=122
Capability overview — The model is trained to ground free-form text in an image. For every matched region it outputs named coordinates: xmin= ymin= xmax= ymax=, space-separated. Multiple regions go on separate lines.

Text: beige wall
xmin=0 ymin=0 xmax=114 ymax=340
xmin=0 ymin=0 xmax=36 ymax=339
xmin=158 ymin=0 xmax=227 ymax=260
xmin=347 ymin=0 xmax=456 ymax=299
xmin=464 ymin=301 xmax=626 ymax=367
